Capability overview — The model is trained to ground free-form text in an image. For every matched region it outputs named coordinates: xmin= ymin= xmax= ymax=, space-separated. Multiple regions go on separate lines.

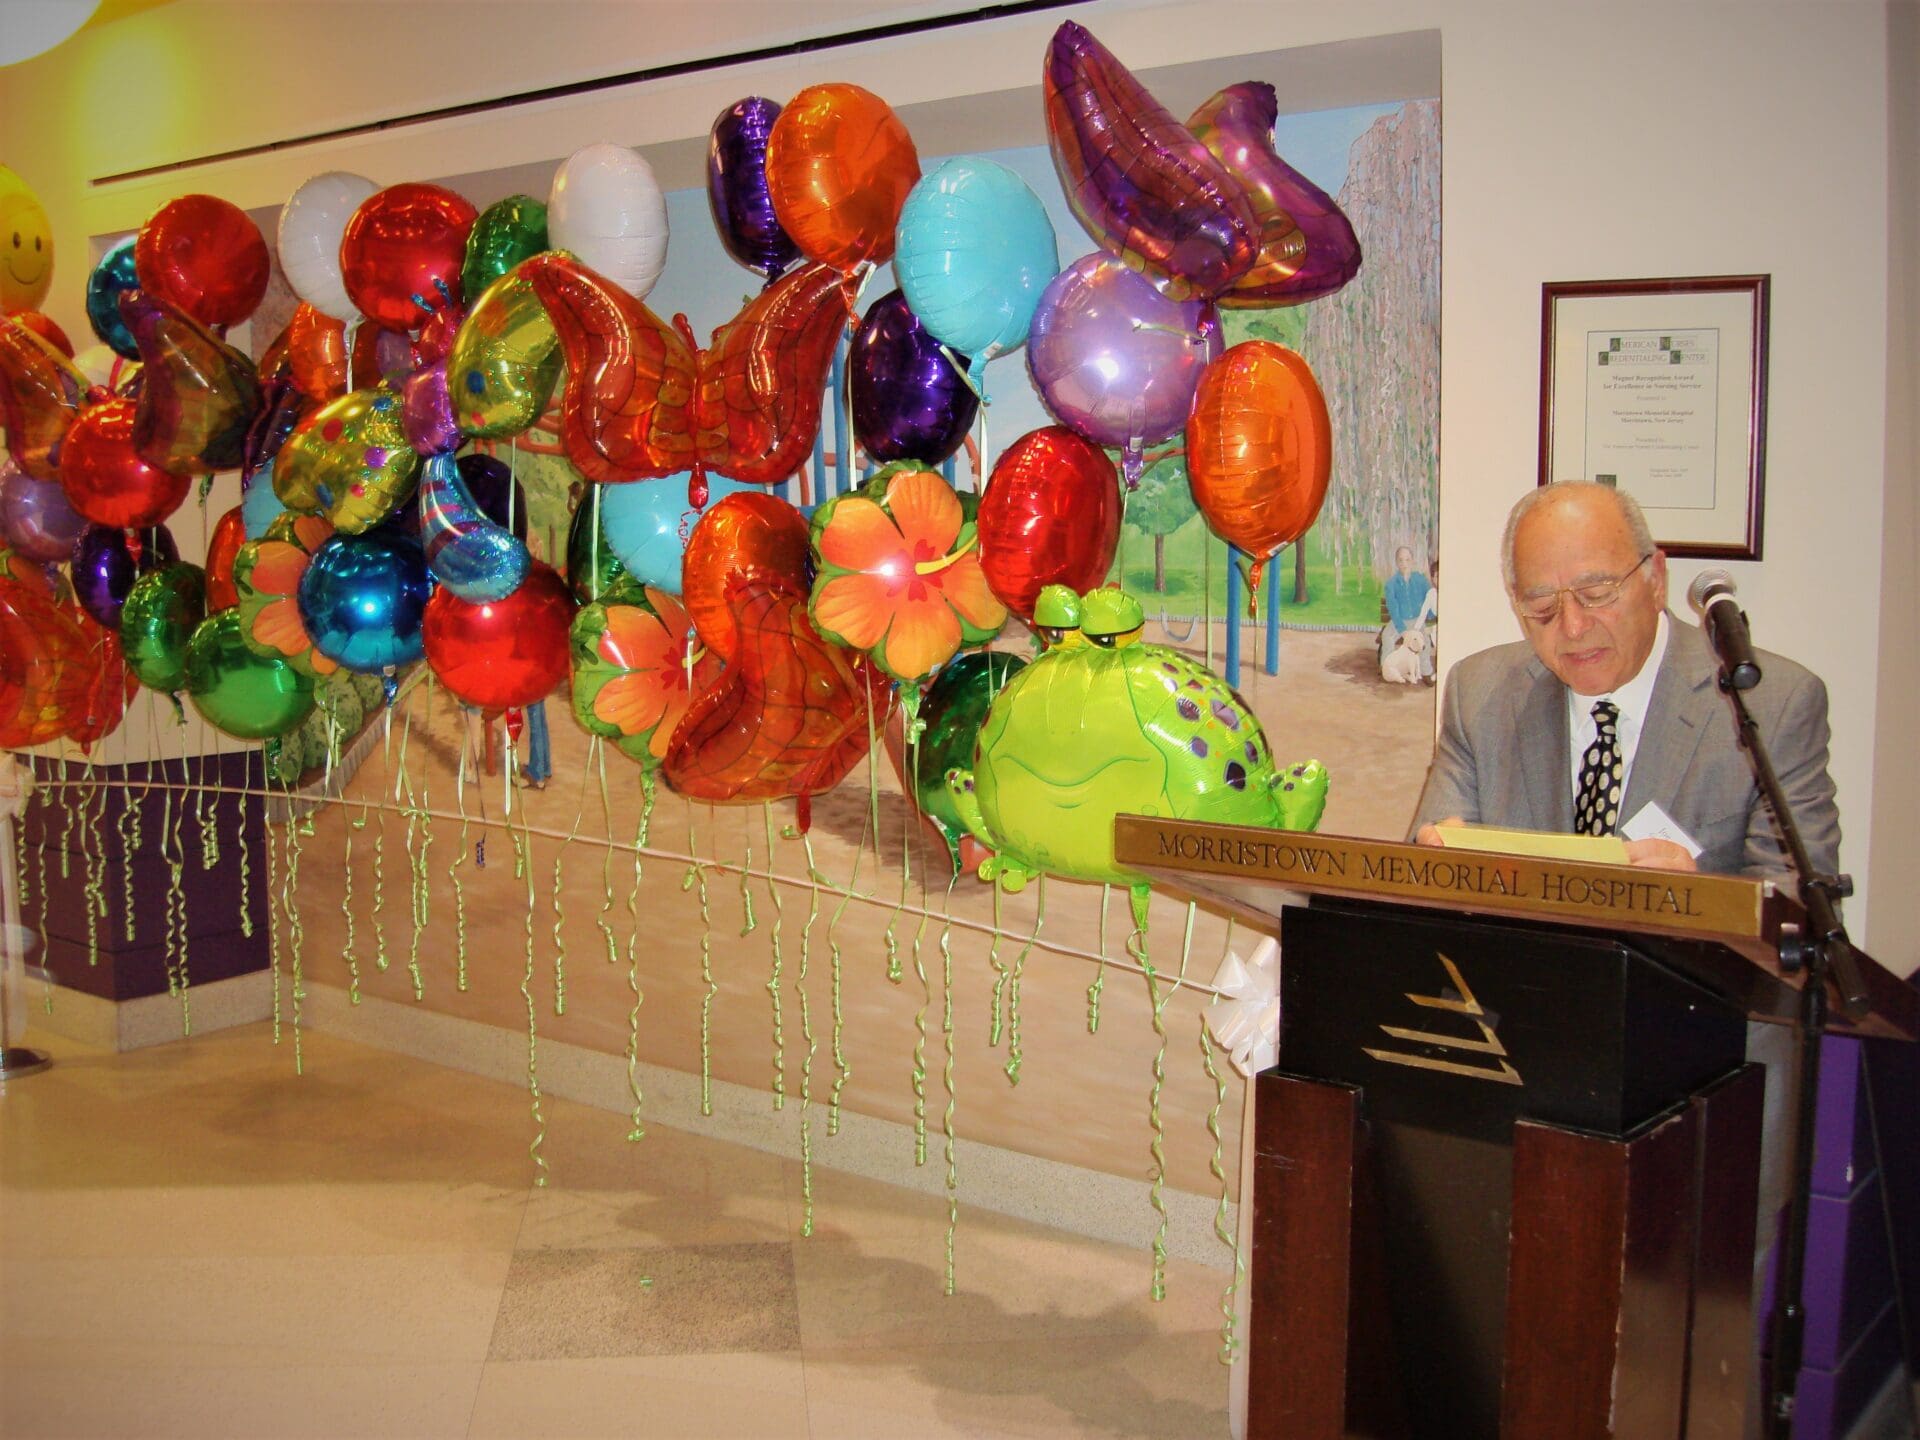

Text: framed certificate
xmin=1538 ymin=274 xmax=1769 ymax=559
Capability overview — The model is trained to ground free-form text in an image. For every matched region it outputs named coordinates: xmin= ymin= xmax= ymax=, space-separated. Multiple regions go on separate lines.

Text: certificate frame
xmin=1538 ymin=274 xmax=1770 ymax=560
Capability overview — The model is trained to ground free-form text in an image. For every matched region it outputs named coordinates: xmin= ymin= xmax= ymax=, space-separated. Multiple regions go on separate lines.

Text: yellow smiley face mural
xmin=0 ymin=165 xmax=54 ymax=314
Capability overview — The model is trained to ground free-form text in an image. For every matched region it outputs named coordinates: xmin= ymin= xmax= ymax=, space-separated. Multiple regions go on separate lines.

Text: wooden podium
xmin=1111 ymin=820 xmax=1918 ymax=1440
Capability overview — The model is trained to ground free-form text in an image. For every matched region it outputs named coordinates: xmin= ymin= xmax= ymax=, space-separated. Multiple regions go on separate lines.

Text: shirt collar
xmin=1568 ymin=611 xmax=1670 ymax=727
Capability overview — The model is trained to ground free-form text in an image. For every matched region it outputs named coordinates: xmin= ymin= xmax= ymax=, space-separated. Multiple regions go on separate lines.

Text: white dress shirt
xmin=1565 ymin=611 xmax=1671 ymax=803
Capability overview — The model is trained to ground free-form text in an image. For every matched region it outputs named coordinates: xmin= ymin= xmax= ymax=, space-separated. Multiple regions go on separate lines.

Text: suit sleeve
xmin=1407 ymin=664 xmax=1483 ymax=838
xmin=1741 ymin=668 xmax=1841 ymax=883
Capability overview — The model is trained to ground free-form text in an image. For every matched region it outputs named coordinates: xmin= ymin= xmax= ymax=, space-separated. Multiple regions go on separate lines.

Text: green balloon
xmin=448 ymin=268 xmax=562 ymax=440
xmin=912 ymin=650 xmax=1027 ymax=871
xmin=185 ymin=610 xmax=316 ymax=740
xmin=567 ymin=493 xmax=648 ymax=606
xmin=461 ymin=195 xmax=548 ymax=303
xmin=121 ymin=562 xmax=206 ymax=693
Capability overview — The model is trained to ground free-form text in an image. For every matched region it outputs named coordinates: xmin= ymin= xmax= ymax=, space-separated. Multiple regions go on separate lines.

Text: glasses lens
xmin=1569 ymin=580 xmax=1622 ymax=610
xmin=1516 ymin=595 xmax=1560 ymax=623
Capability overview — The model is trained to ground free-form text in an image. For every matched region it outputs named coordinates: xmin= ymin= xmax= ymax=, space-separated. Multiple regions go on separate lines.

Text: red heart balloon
xmin=205 ymin=504 xmax=246 ymax=612
xmin=422 ymin=561 xmax=575 ymax=709
xmin=978 ymin=426 xmax=1122 ymax=621
xmin=59 ymin=397 xmax=191 ymax=528
xmin=680 ymin=491 xmax=812 ymax=662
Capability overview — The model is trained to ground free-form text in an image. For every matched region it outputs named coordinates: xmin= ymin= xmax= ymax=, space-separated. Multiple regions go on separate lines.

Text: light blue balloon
xmin=597 ymin=474 xmax=753 ymax=595
xmin=242 ymin=465 xmax=289 ymax=539
xmin=894 ymin=157 xmax=1058 ymax=381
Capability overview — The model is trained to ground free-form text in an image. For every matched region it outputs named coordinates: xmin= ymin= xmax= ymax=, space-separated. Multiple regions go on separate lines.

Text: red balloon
xmin=1186 ymin=341 xmax=1332 ymax=595
xmin=59 ymin=397 xmax=191 ymax=528
xmin=11 ymin=311 xmax=73 ymax=357
xmin=340 ymin=184 xmax=479 ymax=332
xmin=978 ymin=427 xmax=1122 ymax=621
xmin=63 ymin=612 xmax=136 ymax=752
xmin=662 ymin=580 xmax=894 ymax=829
xmin=135 ymin=194 xmax=271 ymax=329
xmin=205 ymin=505 xmax=246 ymax=612
xmin=0 ymin=314 xmax=88 ymax=482
xmin=422 ymin=561 xmax=575 ymax=709
xmin=0 ymin=579 xmax=90 ymax=747
xmin=680 ymin=491 xmax=812 ymax=663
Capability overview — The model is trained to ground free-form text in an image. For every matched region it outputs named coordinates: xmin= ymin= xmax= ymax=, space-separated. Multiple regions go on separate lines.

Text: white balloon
xmin=547 ymin=144 xmax=669 ymax=301
xmin=277 ymin=171 xmax=378 ymax=321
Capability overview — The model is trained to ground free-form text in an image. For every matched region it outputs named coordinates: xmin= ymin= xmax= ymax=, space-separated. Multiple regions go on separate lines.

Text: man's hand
xmin=1414 ymin=816 xmax=1464 ymax=847
xmin=1623 ymin=838 xmax=1698 ymax=872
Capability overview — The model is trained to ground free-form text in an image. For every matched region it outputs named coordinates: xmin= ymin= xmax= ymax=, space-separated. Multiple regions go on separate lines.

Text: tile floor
xmin=0 ymin=1023 xmax=1236 ymax=1439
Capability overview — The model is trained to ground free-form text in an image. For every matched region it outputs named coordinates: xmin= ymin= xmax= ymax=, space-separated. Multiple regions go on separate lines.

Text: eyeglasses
xmin=1511 ymin=553 xmax=1652 ymax=624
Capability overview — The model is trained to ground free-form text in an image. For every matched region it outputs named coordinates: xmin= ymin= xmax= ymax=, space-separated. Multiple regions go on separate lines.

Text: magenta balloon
xmin=848 ymin=290 xmax=978 ymax=466
xmin=0 ymin=463 xmax=90 ymax=563
xmin=401 ymin=361 xmax=459 ymax=456
xmin=1042 ymin=21 xmax=1259 ymax=301
xmin=1026 ymin=253 xmax=1220 ymax=476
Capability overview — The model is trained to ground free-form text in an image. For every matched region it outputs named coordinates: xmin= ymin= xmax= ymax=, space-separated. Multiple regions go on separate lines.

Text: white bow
xmin=1206 ymin=934 xmax=1280 ymax=1078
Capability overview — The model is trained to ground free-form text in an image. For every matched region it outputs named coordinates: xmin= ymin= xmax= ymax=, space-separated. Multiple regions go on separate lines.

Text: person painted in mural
xmin=1379 ymin=544 xmax=1436 ymax=683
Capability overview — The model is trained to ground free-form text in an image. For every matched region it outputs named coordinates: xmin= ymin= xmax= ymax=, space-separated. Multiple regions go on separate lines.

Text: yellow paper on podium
xmin=1433 ymin=824 xmax=1630 ymax=865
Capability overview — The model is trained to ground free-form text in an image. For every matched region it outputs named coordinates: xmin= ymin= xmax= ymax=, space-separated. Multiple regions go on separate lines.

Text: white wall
xmin=2 ymin=0 xmax=1908 ymax=963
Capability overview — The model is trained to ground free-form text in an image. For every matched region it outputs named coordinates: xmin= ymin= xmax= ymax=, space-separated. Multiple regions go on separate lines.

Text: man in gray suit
xmin=1410 ymin=481 xmax=1839 ymax=880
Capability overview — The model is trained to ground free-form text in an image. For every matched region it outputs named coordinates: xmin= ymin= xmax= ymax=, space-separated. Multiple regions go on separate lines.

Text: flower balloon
xmin=569 ymin=587 xmax=722 ymax=766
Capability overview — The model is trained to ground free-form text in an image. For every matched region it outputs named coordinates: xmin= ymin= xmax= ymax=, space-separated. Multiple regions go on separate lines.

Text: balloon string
xmin=623 ymin=772 xmax=655 ymax=1141
xmin=341 ymin=783 xmax=363 ymax=1006
xmin=827 ymin=703 xmax=879 ymax=1136
xmin=283 ymin=774 xmax=309 ymax=1076
xmin=264 ymin=777 xmax=281 ymax=1044
xmin=510 ymin=734 xmax=548 ymax=1186
xmin=396 ymin=687 xmax=425 ymax=1001
xmin=986 ymin=884 xmax=1007 ymax=1047
xmin=907 ymin=865 xmax=938 ymax=1168
xmin=1205 ymin=530 xmax=1215 ymax=672
xmin=684 ymin=808 xmax=714 ymax=1118
xmin=551 ymin=736 xmax=600 ymax=1019
xmin=56 ymin=739 xmax=75 ymax=884
xmin=594 ymin=742 xmax=620 ymax=968
xmin=450 ymin=734 xmax=471 ymax=993
xmin=882 ymin=696 xmax=911 ymax=983
xmin=116 ymin=768 xmax=139 ymax=943
xmin=235 ymin=767 xmax=253 ymax=940
xmin=1089 ymin=884 xmax=1111 ymax=1033
xmin=78 ymin=756 xmax=101 ymax=969
xmin=1003 ymin=877 xmax=1044 ymax=1087
xmin=410 ymin=691 xmax=433 ymax=983
xmin=762 ymin=803 xmax=785 ymax=1109
xmin=1198 ymin=1011 xmax=1243 ymax=1366
xmin=797 ymin=829 xmax=822 ymax=1237
xmin=939 ymin=870 xmax=960 ymax=1296
xmin=199 ymin=745 xmax=220 ymax=872
xmin=738 ymin=823 xmax=756 ymax=937
xmin=370 ymin=709 xmax=390 ymax=973
xmin=589 ymin=483 xmax=603 ymax=604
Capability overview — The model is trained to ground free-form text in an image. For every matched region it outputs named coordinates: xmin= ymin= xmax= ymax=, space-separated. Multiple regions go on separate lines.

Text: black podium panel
xmin=1275 ymin=899 xmax=1747 ymax=1438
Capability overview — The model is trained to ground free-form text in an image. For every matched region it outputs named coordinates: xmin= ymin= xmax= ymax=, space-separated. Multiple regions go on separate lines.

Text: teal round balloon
xmin=460 ymin=195 xmax=548 ymax=303
xmin=121 ymin=562 xmax=206 ymax=693
xmin=598 ymin=473 xmax=753 ymax=596
xmin=894 ymin=157 xmax=1058 ymax=377
xmin=186 ymin=609 xmax=317 ymax=739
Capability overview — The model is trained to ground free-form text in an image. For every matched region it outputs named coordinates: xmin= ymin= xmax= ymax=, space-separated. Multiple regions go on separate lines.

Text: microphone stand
xmin=1718 ymin=673 xmax=1872 ymax=1439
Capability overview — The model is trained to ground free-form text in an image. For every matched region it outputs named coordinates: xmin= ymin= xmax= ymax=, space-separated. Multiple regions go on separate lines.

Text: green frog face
xmin=950 ymin=586 xmax=1326 ymax=891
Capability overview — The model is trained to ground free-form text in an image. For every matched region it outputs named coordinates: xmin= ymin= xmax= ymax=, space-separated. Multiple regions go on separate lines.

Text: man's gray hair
xmin=1500 ymin=481 xmax=1656 ymax=590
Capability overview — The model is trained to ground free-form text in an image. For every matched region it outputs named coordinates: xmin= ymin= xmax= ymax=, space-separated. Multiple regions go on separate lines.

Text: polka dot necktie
xmin=1575 ymin=700 xmax=1623 ymax=837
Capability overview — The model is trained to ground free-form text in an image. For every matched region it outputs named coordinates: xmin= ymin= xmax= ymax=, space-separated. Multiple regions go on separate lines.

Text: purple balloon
xmin=243 ymin=365 xmax=308 ymax=480
xmin=1026 ymin=253 xmax=1221 ymax=479
xmin=401 ymin=361 xmax=459 ymax=456
xmin=71 ymin=523 xmax=178 ymax=630
xmin=848 ymin=291 xmax=978 ymax=467
xmin=454 ymin=453 xmax=529 ymax=542
xmin=708 ymin=98 xmax=802 ymax=284
xmin=0 ymin=463 xmax=89 ymax=563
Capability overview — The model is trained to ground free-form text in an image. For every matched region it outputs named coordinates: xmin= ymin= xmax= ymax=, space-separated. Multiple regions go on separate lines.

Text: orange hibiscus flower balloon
xmin=765 ymin=84 xmax=920 ymax=276
xmin=232 ymin=514 xmax=339 ymax=677
xmin=808 ymin=463 xmax=1006 ymax=682
xmin=1185 ymin=340 xmax=1332 ymax=599
xmin=569 ymin=587 xmax=722 ymax=767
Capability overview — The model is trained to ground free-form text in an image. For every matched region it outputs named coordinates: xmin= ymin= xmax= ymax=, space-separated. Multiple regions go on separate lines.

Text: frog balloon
xmin=946 ymin=585 xmax=1327 ymax=928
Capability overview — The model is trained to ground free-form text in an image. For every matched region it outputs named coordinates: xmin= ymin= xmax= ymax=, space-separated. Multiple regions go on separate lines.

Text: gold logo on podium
xmin=1363 ymin=953 xmax=1523 ymax=1086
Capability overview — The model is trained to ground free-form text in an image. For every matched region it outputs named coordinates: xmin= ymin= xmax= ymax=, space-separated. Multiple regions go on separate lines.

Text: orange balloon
xmin=765 ymin=84 xmax=920 ymax=274
xmin=205 ymin=504 xmax=246 ymax=612
xmin=1185 ymin=341 xmax=1331 ymax=593
xmin=64 ymin=612 xmax=135 ymax=752
xmin=286 ymin=303 xmax=349 ymax=403
xmin=680 ymin=491 xmax=812 ymax=663
xmin=0 ymin=578 xmax=90 ymax=746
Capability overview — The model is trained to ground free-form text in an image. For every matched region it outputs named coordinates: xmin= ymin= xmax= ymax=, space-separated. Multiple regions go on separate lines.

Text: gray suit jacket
xmin=1409 ymin=616 xmax=1841 ymax=881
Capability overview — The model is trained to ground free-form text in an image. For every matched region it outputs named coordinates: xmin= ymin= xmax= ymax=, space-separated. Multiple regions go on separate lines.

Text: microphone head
xmin=1687 ymin=568 xmax=1736 ymax=615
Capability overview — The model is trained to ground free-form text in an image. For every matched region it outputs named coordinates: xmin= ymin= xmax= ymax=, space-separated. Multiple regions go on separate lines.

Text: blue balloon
xmin=597 ymin=473 xmax=753 ymax=595
xmin=419 ymin=453 xmax=528 ymax=602
xmin=86 ymin=238 xmax=142 ymax=362
xmin=894 ymin=158 xmax=1058 ymax=381
xmin=297 ymin=532 xmax=433 ymax=673
xmin=242 ymin=464 xmax=289 ymax=539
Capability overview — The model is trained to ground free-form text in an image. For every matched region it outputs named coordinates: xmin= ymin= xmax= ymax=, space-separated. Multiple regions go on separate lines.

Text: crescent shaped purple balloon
xmin=120 ymin=289 xmax=263 ymax=476
xmin=1043 ymin=21 xmax=1259 ymax=301
xmin=1188 ymin=83 xmax=1362 ymax=307
xmin=709 ymin=97 xmax=803 ymax=284
xmin=848 ymin=290 xmax=978 ymax=466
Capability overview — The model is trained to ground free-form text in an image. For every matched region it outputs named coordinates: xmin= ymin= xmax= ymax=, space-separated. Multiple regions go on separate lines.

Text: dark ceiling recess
xmin=92 ymin=0 xmax=1092 ymax=185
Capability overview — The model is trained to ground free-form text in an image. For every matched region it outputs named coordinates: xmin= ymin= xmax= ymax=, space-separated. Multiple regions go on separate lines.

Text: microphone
xmin=1688 ymin=569 xmax=1762 ymax=690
